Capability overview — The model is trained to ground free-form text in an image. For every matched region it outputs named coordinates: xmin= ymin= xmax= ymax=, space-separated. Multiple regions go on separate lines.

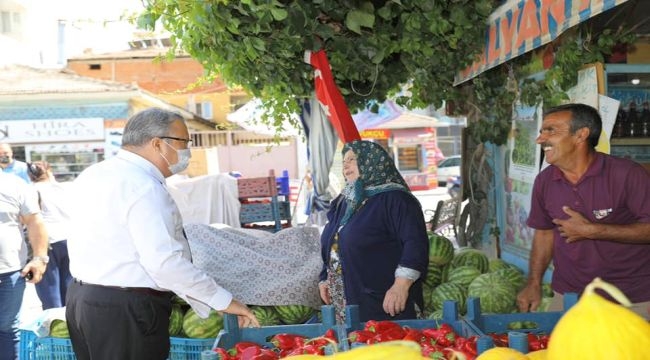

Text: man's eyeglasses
xmin=160 ymin=136 xmax=193 ymax=146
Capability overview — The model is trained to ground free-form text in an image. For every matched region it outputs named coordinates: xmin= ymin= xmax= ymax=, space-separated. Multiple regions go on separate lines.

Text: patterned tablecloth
xmin=184 ymin=224 xmax=323 ymax=308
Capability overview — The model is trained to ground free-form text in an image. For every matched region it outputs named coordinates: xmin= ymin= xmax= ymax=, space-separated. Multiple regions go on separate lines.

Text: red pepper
xmin=438 ymin=323 xmax=455 ymax=335
xmin=364 ymin=320 xmax=401 ymax=333
xmin=324 ymin=328 xmax=338 ymax=343
xmin=212 ymin=347 xmax=232 ymax=360
xmin=489 ymin=333 xmax=509 ymax=347
xmin=443 ymin=347 xmax=475 ymax=360
xmin=237 ymin=346 xmax=262 ymax=360
xmin=527 ymin=333 xmax=549 ymax=351
xmin=348 ymin=330 xmax=375 ymax=344
xmin=421 ymin=342 xmax=446 ymax=359
xmin=247 ymin=349 xmax=278 ymax=360
xmin=368 ymin=326 xmax=406 ymax=343
xmin=234 ymin=342 xmax=262 ymax=354
xmin=284 ymin=344 xmax=324 ymax=356
xmin=455 ymin=336 xmax=477 ymax=358
xmin=402 ymin=328 xmax=424 ymax=343
xmin=422 ymin=328 xmax=456 ymax=347
xmin=537 ymin=334 xmax=550 ymax=349
xmin=269 ymin=333 xmax=307 ymax=351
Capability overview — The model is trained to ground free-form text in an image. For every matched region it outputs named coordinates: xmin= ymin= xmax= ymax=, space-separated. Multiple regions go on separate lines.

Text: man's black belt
xmin=73 ymin=278 xmax=171 ymax=298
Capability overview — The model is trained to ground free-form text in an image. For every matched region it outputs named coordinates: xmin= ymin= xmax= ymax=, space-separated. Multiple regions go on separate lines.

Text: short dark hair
xmin=543 ymin=103 xmax=602 ymax=148
xmin=27 ymin=161 xmax=50 ymax=182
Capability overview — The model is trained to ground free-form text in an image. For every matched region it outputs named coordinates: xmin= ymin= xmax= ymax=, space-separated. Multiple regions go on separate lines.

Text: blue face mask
xmin=160 ymin=141 xmax=191 ymax=174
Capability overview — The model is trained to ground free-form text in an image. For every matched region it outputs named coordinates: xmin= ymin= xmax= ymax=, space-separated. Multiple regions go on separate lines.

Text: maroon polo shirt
xmin=527 ymin=152 xmax=650 ymax=302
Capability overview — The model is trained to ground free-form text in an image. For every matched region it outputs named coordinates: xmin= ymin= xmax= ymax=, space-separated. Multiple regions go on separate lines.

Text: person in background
xmin=0 ymin=143 xmax=31 ymax=183
xmin=0 ymin=172 xmax=49 ymax=359
xmin=27 ymin=161 xmax=73 ymax=310
xmin=517 ymin=103 xmax=650 ymax=318
xmin=319 ymin=140 xmax=429 ymax=323
xmin=65 ymin=107 xmax=258 ymax=360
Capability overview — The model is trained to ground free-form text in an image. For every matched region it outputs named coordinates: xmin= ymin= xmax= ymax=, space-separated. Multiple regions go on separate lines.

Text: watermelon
xmin=488 ymin=258 xmax=518 ymax=273
xmin=424 ymin=263 xmax=444 ymax=290
xmin=450 ymin=248 xmax=490 ymax=273
xmin=182 ymin=308 xmax=223 ymax=339
xmin=423 ymin=286 xmax=435 ymax=315
xmin=493 ymin=267 xmax=526 ymax=292
xmin=429 ymin=282 xmax=467 ymax=314
xmin=251 ymin=306 xmax=281 ymax=326
xmin=50 ymin=319 xmax=69 ymax=338
xmin=274 ymin=305 xmax=316 ymax=325
xmin=427 ymin=309 xmax=443 ymax=321
xmin=440 ymin=263 xmax=451 ymax=283
xmin=428 ymin=233 xmax=455 ymax=266
xmin=537 ymin=297 xmax=553 ymax=312
xmin=468 ymin=273 xmax=517 ymax=314
xmin=447 ymin=265 xmax=482 ymax=289
xmin=169 ymin=304 xmax=184 ymax=336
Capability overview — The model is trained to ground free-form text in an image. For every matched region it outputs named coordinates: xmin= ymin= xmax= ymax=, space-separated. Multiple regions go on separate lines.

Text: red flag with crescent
xmin=305 ymin=50 xmax=361 ymax=143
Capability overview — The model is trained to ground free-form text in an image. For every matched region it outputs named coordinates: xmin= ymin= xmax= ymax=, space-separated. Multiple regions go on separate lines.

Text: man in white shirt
xmin=65 ymin=108 xmax=259 ymax=360
xmin=0 ymin=172 xmax=49 ymax=359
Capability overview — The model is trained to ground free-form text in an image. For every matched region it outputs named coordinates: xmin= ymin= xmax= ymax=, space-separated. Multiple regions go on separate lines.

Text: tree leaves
xmin=138 ymin=0 xmax=497 ymax=120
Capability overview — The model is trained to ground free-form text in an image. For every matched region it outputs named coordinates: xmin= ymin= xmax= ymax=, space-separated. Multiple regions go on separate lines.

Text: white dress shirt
xmin=33 ymin=181 xmax=71 ymax=243
xmin=67 ymin=150 xmax=232 ymax=317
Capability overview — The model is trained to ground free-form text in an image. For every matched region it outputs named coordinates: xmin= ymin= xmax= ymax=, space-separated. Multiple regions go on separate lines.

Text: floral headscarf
xmin=339 ymin=140 xmax=413 ymax=225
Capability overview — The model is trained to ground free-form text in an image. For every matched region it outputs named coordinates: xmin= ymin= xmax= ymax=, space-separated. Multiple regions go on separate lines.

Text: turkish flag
xmin=305 ymin=50 xmax=361 ymax=142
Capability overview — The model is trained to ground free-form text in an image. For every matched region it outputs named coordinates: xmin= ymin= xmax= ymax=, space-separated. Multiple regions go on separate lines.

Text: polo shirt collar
xmin=116 ymin=149 xmax=166 ymax=184
xmin=550 ymin=151 xmax=605 ymax=183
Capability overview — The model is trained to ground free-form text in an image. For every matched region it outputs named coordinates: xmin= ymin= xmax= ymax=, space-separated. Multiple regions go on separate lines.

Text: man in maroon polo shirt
xmin=517 ymin=103 xmax=650 ymax=318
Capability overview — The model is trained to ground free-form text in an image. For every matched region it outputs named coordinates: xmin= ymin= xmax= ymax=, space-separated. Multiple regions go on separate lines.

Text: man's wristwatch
xmin=32 ymin=256 xmax=50 ymax=265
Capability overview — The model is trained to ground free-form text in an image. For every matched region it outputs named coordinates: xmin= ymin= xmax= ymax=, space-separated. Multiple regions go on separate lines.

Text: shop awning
xmin=352 ymin=100 xmax=443 ymax=131
xmin=454 ymin=0 xmax=630 ymax=85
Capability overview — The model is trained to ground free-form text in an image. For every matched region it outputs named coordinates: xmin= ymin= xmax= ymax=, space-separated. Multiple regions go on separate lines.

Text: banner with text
xmin=454 ymin=0 xmax=629 ymax=85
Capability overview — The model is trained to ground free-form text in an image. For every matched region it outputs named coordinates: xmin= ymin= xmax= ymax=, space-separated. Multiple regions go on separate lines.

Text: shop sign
xmin=360 ymin=129 xmax=391 ymax=139
xmin=0 ymin=118 xmax=105 ymax=143
xmin=454 ymin=0 xmax=629 ymax=85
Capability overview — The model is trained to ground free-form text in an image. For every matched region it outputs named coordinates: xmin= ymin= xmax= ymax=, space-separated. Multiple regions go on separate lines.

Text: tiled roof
xmin=68 ymin=47 xmax=187 ymax=61
xmin=0 ymin=64 xmax=138 ymax=96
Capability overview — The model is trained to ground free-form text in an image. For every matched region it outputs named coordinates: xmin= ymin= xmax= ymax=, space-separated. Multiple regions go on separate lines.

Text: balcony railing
xmin=189 ymin=130 xmax=294 ymax=147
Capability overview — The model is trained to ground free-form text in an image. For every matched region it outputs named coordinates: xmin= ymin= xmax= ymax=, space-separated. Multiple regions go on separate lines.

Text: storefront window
xmin=27 ymin=144 xmax=104 ymax=182
xmin=396 ymin=145 xmax=422 ymax=172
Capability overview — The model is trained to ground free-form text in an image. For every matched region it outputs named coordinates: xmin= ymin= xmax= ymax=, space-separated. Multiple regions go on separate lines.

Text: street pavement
xmin=19 ymin=186 xmax=451 ymax=327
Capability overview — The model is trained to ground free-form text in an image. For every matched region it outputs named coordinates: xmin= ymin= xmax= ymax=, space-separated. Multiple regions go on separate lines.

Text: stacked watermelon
xmin=467 ymin=272 xmax=518 ymax=313
xmin=274 ymin=305 xmax=317 ymax=325
xmin=182 ymin=308 xmax=223 ymax=339
xmin=50 ymin=319 xmax=70 ymax=338
xmin=169 ymin=304 xmax=184 ymax=336
xmin=251 ymin=305 xmax=282 ymax=326
xmin=421 ymin=233 xmax=557 ymax=317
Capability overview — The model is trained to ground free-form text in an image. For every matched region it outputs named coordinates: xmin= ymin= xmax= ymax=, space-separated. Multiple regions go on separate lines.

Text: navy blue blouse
xmin=320 ymin=190 xmax=429 ymax=321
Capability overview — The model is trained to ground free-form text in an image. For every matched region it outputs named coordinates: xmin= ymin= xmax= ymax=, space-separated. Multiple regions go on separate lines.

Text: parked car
xmin=436 ymin=155 xmax=461 ymax=186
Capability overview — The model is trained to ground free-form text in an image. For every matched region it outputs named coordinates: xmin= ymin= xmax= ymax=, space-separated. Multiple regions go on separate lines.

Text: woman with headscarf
xmin=319 ymin=140 xmax=429 ymax=323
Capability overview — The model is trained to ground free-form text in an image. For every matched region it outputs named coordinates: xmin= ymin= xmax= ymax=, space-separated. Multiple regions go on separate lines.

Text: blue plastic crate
xmin=240 ymin=201 xmax=291 ymax=223
xmin=464 ymin=293 xmax=578 ymax=353
xmin=465 ymin=294 xmax=578 ymax=335
xmin=20 ymin=329 xmax=214 ymax=360
xmin=169 ymin=337 xmax=215 ymax=360
xmin=214 ymin=305 xmax=347 ymax=351
xmin=19 ymin=330 xmax=75 ymax=360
